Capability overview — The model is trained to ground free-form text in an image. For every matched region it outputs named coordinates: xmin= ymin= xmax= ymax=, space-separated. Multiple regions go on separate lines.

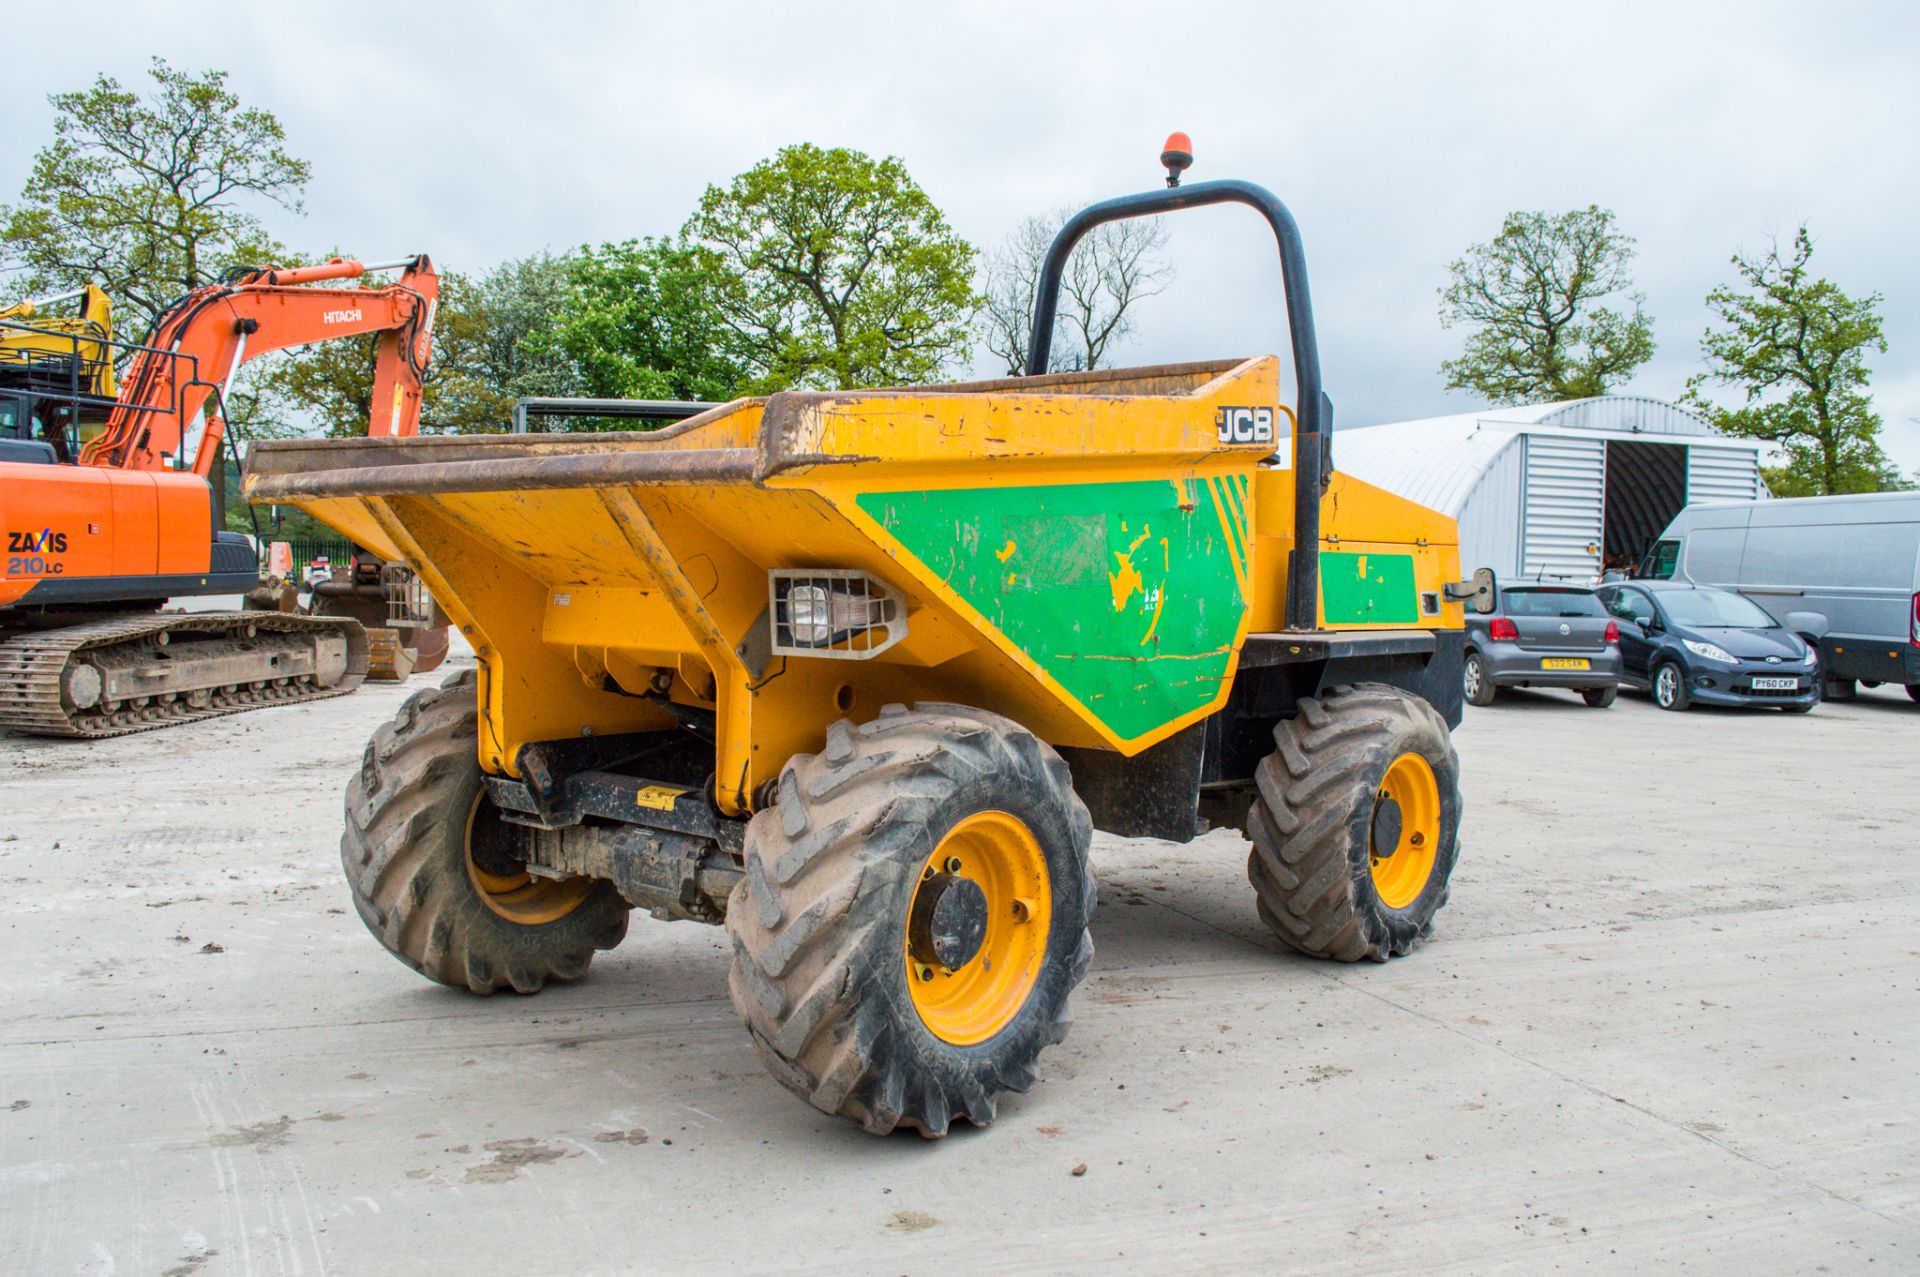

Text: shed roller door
xmin=1522 ymin=435 xmax=1605 ymax=581
xmin=1688 ymin=445 xmax=1763 ymax=503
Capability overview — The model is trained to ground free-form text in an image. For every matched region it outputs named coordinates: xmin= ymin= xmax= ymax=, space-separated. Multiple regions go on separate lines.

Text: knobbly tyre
xmin=246 ymin=137 xmax=1496 ymax=1138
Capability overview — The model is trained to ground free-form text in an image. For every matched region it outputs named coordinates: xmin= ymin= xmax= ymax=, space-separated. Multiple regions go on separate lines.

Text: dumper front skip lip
xmin=245 ymin=446 xmax=761 ymax=501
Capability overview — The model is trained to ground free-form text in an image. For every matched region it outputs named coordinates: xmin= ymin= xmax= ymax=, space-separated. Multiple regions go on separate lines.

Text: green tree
xmin=686 ymin=144 xmax=977 ymax=391
xmin=1439 ymin=206 xmax=1654 ymax=404
xmin=434 ymin=253 xmax=584 ymax=426
xmin=0 ymin=59 xmax=309 ymax=334
xmin=534 ymin=238 xmax=744 ymax=405
xmin=1684 ymin=227 xmax=1906 ymax=496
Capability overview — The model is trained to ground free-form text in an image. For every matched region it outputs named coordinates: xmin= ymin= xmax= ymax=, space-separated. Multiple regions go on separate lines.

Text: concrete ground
xmin=1 ymin=648 xmax=1916 ymax=1275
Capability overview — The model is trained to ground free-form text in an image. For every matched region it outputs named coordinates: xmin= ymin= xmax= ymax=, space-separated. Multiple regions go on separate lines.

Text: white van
xmin=1641 ymin=491 xmax=1920 ymax=701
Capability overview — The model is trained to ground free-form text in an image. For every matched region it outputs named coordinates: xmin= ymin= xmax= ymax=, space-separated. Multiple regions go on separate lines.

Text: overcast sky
xmin=9 ymin=1 xmax=1918 ymax=471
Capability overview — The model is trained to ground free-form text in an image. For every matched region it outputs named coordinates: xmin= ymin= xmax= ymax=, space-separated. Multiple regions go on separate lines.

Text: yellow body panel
xmin=0 ymin=285 xmax=119 ymax=399
xmin=247 ymin=358 xmax=1465 ymax=814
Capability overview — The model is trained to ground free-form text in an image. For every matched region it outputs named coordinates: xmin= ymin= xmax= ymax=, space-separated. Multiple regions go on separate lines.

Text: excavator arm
xmin=79 ymin=255 xmax=438 ymax=475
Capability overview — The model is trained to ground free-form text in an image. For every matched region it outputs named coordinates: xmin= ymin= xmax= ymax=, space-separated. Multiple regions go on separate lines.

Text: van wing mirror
xmin=1444 ymin=567 xmax=1498 ymax=615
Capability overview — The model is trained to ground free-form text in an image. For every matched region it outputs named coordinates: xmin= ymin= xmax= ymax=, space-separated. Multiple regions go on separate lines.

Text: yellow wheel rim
xmin=1369 ymin=752 xmax=1441 ymax=910
xmin=463 ymin=793 xmax=594 ymax=926
xmin=905 ymin=810 xmax=1052 ymax=1046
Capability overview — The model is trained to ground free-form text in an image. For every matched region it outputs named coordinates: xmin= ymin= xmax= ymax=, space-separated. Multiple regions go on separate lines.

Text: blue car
xmin=1593 ymin=581 xmax=1819 ymax=712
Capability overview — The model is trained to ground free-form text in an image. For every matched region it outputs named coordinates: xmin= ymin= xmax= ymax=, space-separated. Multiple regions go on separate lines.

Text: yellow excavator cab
xmin=0 ymin=284 xmax=119 ymax=400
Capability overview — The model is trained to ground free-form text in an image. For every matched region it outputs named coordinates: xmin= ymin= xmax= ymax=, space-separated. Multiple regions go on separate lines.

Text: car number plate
xmin=1751 ymin=676 xmax=1798 ymax=690
xmin=1540 ymin=658 xmax=1590 ymax=670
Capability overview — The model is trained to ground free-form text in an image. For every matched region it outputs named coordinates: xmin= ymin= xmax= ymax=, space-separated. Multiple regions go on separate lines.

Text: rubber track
xmin=0 ymin=611 xmax=370 ymax=739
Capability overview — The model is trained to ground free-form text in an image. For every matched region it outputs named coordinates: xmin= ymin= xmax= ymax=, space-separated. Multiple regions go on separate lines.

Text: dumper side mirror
xmin=1445 ymin=568 xmax=1498 ymax=615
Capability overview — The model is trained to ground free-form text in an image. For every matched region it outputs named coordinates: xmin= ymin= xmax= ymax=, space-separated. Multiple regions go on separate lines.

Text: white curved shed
xmin=1334 ymin=396 xmax=1766 ymax=582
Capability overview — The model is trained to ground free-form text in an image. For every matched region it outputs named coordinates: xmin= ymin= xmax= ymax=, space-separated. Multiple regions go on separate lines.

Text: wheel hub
xmin=1368 ymin=753 xmax=1441 ymax=910
xmin=908 ymin=873 xmax=989 ymax=970
xmin=464 ymin=793 xmax=594 ymax=925
xmin=904 ymin=810 xmax=1052 ymax=1046
xmin=1370 ymin=794 xmax=1404 ymax=859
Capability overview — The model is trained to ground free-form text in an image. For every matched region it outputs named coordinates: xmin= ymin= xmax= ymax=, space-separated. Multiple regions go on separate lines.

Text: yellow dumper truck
xmin=248 ymin=151 xmax=1490 ymax=1138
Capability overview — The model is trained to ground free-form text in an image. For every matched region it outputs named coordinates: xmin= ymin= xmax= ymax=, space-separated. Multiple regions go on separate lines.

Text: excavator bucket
xmin=362 ymin=628 xmax=417 ymax=681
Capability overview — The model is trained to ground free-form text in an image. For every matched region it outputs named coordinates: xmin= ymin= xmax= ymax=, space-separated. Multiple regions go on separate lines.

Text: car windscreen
xmin=1500 ymin=589 xmax=1606 ymax=618
xmin=1657 ymin=588 xmax=1775 ymax=628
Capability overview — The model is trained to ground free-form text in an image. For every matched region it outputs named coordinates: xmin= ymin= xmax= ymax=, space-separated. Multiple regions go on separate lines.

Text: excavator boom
xmin=81 ymin=256 xmax=438 ymax=474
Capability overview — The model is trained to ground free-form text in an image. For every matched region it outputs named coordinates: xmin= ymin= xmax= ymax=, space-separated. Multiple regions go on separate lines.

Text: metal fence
xmin=283 ymin=536 xmax=354 ymax=581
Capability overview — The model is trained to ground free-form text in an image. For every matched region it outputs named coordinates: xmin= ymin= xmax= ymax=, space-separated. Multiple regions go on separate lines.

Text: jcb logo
xmin=7 ymin=529 xmax=67 ymax=553
xmin=1215 ymin=406 xmax=1274 ymax=444
xmin=322 ymin=308 xmax=363 ymax=324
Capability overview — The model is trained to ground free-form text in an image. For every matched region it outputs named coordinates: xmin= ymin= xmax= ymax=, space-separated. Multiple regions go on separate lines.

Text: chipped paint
xmin=1320 ymin=550 xmax=1418 ymax=624
xmin=856 ymin=479 xmax=1246 ymax=740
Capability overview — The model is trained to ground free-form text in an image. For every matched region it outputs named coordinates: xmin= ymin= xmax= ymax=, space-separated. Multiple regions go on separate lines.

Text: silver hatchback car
xmin=1463 ymin=585 xmax=1625 ymax=708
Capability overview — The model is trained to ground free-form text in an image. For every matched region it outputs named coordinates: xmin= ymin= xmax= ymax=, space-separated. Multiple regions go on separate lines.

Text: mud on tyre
xmin=342 ymin=668 xmax=629 ymax=993
xmin=726 ymin=702 xmax=1096 ymax=1138
xmin=1245 ymin=683 xmax=1461 ymax=962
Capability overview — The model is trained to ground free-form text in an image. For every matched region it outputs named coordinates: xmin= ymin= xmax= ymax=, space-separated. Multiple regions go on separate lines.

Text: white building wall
xmin=1687 ymin=445 xmax=1765 ymax=503
xmin=1521 ymin=435 xmax=1607 ymax=580
xmin=1455 ymin=436 xmax=1525 ymax=577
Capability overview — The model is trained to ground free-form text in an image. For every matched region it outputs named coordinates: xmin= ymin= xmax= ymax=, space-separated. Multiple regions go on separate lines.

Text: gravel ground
xmin=1 ymin=644 xmax=1915 ymax=1275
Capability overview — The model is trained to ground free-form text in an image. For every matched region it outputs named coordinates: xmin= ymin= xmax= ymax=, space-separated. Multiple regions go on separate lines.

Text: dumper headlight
xmin=770 ymin=570 xmax=908 ymax=659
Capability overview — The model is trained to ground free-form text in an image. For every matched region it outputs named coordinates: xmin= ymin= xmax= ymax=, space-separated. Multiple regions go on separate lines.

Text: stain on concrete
xmin=160 ymin=1245 xmax=219 ymax=1276
xmin=208 ymin=1116 xmax=293 ymax=1148
xmin=464 ymin=1138 xmax=575 ymax=1183
xmin=1296 ymin=1064 xmax=1352 ymax=1086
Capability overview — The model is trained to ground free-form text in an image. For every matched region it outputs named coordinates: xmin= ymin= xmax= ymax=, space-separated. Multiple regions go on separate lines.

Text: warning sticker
xmin=634 ymin=784 xmax=686 ymax=811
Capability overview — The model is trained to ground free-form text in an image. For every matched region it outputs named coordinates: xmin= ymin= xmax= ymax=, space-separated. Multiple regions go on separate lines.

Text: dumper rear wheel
xmin=341 ymin=668 xmax=629 ymax=993
xmin=1245 ymin=683 xmax=1460 ymax=962
xmin=726 ymin=703 xmax=1096 ymax=1138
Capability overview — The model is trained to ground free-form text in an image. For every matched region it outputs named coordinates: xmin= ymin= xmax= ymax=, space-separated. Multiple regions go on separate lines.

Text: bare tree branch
xmin=978 ymin=209 xmax=1173 ymax=375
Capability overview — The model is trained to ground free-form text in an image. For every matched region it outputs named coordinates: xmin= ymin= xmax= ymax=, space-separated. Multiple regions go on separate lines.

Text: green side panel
xmin=856 ymin=479 xmax=1246 ymax=741
xmin=1320 ymin=550 xmax=1419 ymax=624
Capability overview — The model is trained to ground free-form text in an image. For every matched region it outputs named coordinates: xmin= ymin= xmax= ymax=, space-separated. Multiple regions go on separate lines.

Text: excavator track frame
xmin=0 ymin=611 xmax=369 ymax=739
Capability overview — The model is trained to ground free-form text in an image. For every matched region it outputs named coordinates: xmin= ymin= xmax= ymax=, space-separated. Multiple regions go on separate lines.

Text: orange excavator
xmin=0 ymin=256 xmax=446 ymax=737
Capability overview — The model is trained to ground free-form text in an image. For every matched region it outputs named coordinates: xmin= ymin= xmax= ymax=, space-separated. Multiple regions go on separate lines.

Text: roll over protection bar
xmin=1023 ymin=178 xmax=1332 ymax=632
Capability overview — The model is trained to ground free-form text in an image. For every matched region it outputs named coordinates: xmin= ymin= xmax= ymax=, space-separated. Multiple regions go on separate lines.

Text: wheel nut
xmin=915 ymin=963 xmax=935 ymax=982
xmin=943 ymin=856 xmax=962 ymax=873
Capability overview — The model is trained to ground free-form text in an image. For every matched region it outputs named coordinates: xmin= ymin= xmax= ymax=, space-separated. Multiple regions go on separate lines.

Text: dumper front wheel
xmin=341 ymin=669 xmax=629 ymax=993
xmin=726 ymin=703 xmax=1096 ymax=1138
xmin=1246 ymin=683 xmax=1460 ymax=962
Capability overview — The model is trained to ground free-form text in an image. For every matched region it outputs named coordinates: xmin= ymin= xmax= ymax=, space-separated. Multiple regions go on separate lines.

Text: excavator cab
xmin=0 ymin=286 xmax=124 ymax=465
xmin=0 ymin=391 xmax=52 ymax=464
